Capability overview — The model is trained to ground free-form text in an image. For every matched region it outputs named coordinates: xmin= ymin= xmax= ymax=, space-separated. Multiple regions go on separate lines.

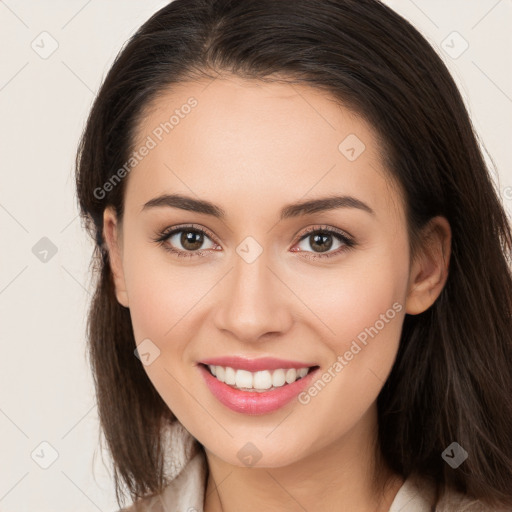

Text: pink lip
xmin=198 ymin=364 xmax=319 ymax=415
xmin=199 ymin=356 xmax=316 ymax=372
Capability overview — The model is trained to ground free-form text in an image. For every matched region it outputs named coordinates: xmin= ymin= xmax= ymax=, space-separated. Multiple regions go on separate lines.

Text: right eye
xmin=153 ymin=224 xmax=220 ymax=258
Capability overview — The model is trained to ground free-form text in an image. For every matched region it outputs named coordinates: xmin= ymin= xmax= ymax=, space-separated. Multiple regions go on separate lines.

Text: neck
xmin=203 ymin=406 xmax=404 ymax=512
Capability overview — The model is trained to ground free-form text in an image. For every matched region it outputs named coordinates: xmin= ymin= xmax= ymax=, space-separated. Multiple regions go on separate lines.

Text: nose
xmin=212 ymin=249 xmax=294 ymax=343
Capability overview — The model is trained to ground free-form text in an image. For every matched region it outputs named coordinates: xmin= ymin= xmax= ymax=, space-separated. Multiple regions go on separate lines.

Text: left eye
xmin=298 ymin=231 xmax=341 ymax=252
xmin=293 ymin=229 xmax=353 ymax=256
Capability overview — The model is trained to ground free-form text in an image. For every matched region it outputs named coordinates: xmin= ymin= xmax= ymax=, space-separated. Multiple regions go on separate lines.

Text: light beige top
xmin=119 ymin=423 xmax=508 ymax=512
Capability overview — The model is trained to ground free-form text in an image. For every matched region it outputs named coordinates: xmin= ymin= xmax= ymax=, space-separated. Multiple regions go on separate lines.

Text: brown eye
xmin=155 ymin=225 xmax=218 ymax=257
xmin=308 ymin=232 xmax=334 ymax=253
xmin=293 ymin=226 xmax=355 ymax=259
xmin=179 ymin=230 xmax=206 ymax=251
xmin=166 ymin=229 xmax=216 ymax=252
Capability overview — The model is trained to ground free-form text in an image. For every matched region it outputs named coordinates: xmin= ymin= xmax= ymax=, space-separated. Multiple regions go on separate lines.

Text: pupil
xmin=311 ymin=233 xmax=332 ymax=252
xmin=181 ymin=231 xmax=203 ymax=250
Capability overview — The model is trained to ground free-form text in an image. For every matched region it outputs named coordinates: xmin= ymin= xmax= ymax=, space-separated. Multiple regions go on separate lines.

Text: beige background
xmin=0 ymin=0 xmax=511 ymax=510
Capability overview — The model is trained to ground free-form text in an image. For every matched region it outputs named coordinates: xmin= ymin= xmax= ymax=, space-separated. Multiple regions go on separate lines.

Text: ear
xmin=102 ymin=206 xmax=129 ymax=308
xmin=405 ymin=216 xmax=451 ymax=315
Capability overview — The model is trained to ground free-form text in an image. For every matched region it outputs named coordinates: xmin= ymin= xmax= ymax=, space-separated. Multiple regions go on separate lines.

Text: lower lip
xmin=198 ymin=364 xmax=319 ymax=415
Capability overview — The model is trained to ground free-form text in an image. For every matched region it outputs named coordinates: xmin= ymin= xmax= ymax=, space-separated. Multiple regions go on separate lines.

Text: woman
xmin=75 ymin=0 xmax=512 ymax=510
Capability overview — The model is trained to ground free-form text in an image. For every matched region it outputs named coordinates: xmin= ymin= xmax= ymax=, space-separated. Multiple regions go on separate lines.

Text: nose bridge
xmin=213 ymin=244 xmax=293 ymax=342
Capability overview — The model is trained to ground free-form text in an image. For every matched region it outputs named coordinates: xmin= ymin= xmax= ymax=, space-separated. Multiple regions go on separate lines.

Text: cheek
xmin=121 ymin=229 xmax=207 ymax=341
xmin=126 ymin=269 xmax=213 ymax=373
xmin=121 ymin=244 xmax=208 ymax=412
xmin=292 ymin=270 xmax=406 ymax=439
xmin=294 ymin=242 xmax=408 ymax=349
xmin=293 ymin=242 xmax=409 ymax=418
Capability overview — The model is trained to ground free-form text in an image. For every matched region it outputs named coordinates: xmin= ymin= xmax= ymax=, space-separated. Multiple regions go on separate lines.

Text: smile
xmin=206 ymin=364 xmax=311 ymax=392
xmin=198 ymin=363 xmax=320 ymax=415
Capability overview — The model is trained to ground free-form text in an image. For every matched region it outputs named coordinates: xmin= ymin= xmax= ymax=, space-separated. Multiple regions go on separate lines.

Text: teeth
xmin=207 ymin=365 xmax=310 ymax=391
xmin=236 ymin=369 xmax=253 ymax=389
xmin=225 ymin=366 xmax=236 ymax=385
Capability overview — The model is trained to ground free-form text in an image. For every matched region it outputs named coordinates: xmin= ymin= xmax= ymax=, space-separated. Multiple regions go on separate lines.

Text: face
xmin=104 ymin=75 xmax=449 ymax=469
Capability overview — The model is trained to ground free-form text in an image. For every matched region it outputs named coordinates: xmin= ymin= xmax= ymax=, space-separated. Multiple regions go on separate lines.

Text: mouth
xmin=199 ymin=363 xmax=320 ymax=392
xmin=198 ymin=361 xmax=320 ymax=415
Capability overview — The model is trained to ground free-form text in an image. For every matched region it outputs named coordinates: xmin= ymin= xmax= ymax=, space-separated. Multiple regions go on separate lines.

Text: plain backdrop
xmin=0 ymin=1 xmax=511 ymax=510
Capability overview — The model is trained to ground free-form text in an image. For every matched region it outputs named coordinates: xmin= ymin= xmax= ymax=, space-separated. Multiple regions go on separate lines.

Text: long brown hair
xmin=75 ymin=0 xmax=512 ymax=508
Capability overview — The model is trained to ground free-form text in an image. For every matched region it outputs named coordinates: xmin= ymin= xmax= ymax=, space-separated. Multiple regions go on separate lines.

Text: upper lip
xmin=199 ymin=356 xmax=318 ymax=372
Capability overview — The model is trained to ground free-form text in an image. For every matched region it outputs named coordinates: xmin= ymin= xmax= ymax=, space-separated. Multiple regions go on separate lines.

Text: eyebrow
xmin=142 ymin=193 xmax=375 ymax=219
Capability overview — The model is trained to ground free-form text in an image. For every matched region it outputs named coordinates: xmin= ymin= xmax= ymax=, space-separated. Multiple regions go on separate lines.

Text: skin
xmin=103 ymin=74 xmax=451 ymax=512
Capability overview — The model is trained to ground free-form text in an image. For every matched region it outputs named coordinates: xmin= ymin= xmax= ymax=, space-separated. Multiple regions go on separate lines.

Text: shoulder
xmin=115 ymin=448 xmax=207 ymax=512
xmin=116 ymin=422 xmax=207 ymax=511
xmin=436 ymin=487 xmax=511 ymax=512
xmin=117 ymin=495 xmax=162 ymax=512
xmin=390 ymin=472 xmax=511 ymax=512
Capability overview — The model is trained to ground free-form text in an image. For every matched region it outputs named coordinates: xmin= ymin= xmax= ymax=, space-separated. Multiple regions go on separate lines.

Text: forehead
xmin=126 ymin=75 xmax=403 ymax=223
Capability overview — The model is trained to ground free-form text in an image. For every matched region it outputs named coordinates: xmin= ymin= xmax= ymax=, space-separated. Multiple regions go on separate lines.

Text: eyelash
xmin=152 ymin=223 xmax=356 ymax=260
